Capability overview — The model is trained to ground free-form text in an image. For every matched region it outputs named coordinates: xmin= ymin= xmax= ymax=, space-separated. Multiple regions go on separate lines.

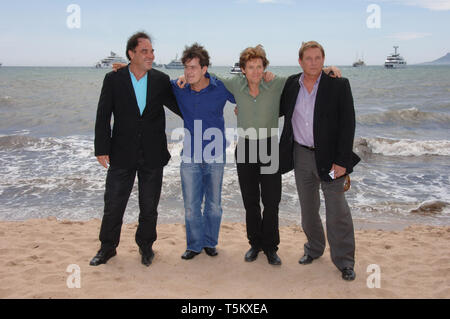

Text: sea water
xmin=0 ymin=65 xmax=449 ymax=226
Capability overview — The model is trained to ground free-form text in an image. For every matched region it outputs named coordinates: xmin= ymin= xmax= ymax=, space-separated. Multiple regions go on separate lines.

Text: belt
xmin=297 ymin=143 xmax=315 ymax=151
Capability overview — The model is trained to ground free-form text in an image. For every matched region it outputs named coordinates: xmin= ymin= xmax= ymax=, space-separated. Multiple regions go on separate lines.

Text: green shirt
xmin=213 ymin=73 xmax=287 ymax=139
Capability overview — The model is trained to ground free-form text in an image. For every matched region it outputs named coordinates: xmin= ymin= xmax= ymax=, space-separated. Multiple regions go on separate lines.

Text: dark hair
xmin=126 ymin=31 xmax=151 ymax=60
xmin=181 ymin=43 xmax=210 ymax=67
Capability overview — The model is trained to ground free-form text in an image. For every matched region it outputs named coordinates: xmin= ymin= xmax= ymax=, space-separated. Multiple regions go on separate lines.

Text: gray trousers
xmin=293 ymin=142 xmax=355 ymax=271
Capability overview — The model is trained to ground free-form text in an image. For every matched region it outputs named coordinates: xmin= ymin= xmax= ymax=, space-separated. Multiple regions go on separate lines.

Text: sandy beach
xmin=0 ymin=217 xmax=448 ymax=299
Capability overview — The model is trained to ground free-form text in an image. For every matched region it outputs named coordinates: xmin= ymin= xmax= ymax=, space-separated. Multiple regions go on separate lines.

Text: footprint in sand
xmin=40 ymin=275 xmax=65 ymax=286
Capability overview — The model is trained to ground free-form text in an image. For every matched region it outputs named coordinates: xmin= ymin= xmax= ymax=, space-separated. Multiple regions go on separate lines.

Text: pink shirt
xmin=291 ymin=73 xmax=322 ymax=147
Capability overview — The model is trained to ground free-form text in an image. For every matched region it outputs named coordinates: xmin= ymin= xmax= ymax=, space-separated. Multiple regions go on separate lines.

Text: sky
xmin=0 ymin=0 xmax=449 ymax=66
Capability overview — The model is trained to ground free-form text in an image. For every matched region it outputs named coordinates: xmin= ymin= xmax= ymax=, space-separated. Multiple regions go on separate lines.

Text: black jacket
xmin=94 ymin=66 xmax=181 ymax=168
xmin=279 ymin=71 xmax=360 ymax=181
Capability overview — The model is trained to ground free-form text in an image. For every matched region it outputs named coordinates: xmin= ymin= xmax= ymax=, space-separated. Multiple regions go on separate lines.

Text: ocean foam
xmin=355 ymin=137 xmax=450 ymax=156
xmin=357 ymin=107 xmax=450 ymax=126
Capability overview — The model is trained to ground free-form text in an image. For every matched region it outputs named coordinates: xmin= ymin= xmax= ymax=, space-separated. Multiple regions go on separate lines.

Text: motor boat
xmin=230 ymin=62 xmax=242 ymax=74
xmin=165 ymin=55 xmax=184 ymax=69
xmin=384 ymin=46 xmax=407 ymax=68
xmin=95 ymin=52 xmax=127 ymax=69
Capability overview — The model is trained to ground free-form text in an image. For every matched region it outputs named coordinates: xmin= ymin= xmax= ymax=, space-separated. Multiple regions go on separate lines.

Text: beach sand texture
xmin=0 ymin=218 xmax=449 ymax=299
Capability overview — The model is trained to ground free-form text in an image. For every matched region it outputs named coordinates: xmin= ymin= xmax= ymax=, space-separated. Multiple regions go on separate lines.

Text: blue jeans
xmin=180 ymin=161 xmax=225 ymax=253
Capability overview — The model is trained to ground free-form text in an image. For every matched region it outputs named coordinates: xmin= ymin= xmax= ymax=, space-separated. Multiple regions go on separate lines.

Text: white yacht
xmin=230 ymin=62 xmax=242 ymax=74
xmin=165 ymin=55 xmax=184 ymax=69
xmin=95 ymin=52 xmax=128 ymax=69
xmin=384 ymin=46 xmax=407 ymax=68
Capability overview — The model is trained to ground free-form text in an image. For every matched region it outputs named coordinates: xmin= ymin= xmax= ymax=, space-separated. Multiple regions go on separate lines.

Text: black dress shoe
xmin=89 ymin=249 xmax=117 ymax=266
xmin=181 ymin=250 xmax=200 ymax=260
xmin=342 ymin=267 xmax=356 ymax=281
xmin=139 ymin=248 xmax=155 ymax=267
xmin=298 ymin=254 xmax=314 ymax=265
xmin=265 ymin=250 xmax=282 ymax=265
xmin=244 ymin=247 xmax=261 ymax=262
xmin=204 ymin=247 xmax=218 ymax=257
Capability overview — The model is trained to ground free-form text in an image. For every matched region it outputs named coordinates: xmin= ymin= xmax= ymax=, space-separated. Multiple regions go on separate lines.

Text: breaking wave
xmin=354 ymin=137 xmax=450 ymax=157
xmin=357 ymin=107 xmax=450 ymax=126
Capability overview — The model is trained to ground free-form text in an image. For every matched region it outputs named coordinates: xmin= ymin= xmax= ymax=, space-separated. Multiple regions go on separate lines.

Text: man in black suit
xmin=90 ymin=32 xmax=181 ymax=267
xmin=279 ymin=41 xmax=360 ymax=280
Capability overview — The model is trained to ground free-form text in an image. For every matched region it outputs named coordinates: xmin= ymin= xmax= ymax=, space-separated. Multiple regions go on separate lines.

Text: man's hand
xmin=176 ymin=75 xmax=187 ymax=88
xmin=330 ymin=163 xmax=346 ymax=179
xmin=263 ymin=71 xmax=275 ymax=82
xmin=323 ymin=66 xmax=342 ymax=78
xmin=234 ymin=106 xmax=238 ymax=116
xmin=97 ymin=155 xmax=110 ymax=169
xmin=112 ymin=63 xmax=127 ymax=72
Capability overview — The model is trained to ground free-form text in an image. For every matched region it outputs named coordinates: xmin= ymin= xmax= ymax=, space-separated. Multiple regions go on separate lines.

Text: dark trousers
xmin=236 ymin=137 xmax=281 ymax=253
xmin=98 ymin=157 xmax=163 ymax=254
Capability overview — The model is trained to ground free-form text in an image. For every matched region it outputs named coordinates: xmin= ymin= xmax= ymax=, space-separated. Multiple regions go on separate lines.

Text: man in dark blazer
xmin=90 ymin=32 xmax=181 ymax=267
xmin=279 ymin=41 xmax=360 ymax=280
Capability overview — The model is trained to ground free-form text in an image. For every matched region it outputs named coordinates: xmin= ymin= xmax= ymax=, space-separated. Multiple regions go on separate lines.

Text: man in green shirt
xmin=222 ymin=45 xmax=284 ymax=265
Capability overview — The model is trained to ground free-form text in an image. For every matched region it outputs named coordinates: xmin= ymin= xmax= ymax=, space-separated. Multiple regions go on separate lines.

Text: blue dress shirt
xmin=171 ymin=73 xmax=235 ymax=162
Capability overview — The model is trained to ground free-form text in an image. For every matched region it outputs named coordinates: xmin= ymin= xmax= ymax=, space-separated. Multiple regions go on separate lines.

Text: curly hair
xmin=181 ymin=43 xmax=210 ymax=67
xmin=239 ymin=45 xmax=269 ymax=70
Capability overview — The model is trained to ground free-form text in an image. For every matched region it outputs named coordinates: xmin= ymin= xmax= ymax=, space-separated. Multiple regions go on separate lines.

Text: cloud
xmin=386 ymin=32 xmax=432 ymax=40
xmin=256 ymin=0 xmax=294 ymax=4
xmin=381 ymin=0 xmax=450 ymax=11
xmin=235 ymin=0 xmax=295 ymax=4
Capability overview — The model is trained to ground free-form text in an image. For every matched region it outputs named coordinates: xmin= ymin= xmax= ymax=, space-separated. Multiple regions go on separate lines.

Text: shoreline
xmin=0 ymin=215 xmax=418 ymax=231
xmin=0 ymin=217 xmax=448 ymax=299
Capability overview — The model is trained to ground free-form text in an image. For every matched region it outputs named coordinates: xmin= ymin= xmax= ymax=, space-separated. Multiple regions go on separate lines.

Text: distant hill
xmin=421 ymin=53 xmax=450 ymax=65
